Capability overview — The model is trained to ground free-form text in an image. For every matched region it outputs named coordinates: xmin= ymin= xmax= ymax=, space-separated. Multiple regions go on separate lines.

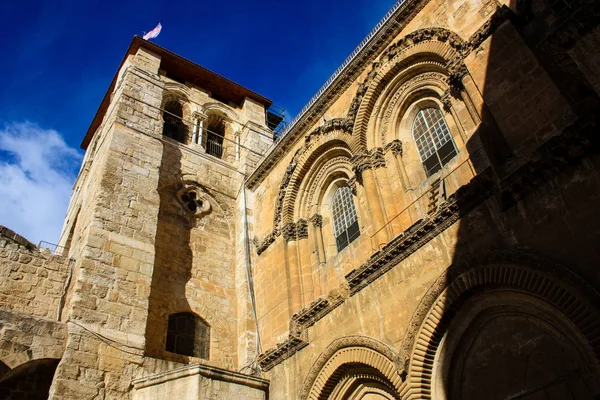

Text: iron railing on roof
xmin=272 ymin=0 xmax=406 ymax=143
xmin=38 ymin=241 xmax=66 ymax=256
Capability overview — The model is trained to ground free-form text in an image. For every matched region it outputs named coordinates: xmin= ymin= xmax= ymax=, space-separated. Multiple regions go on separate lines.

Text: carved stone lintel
xmin=370 ymin=147 xmax=386 ymax=169
xmin=309 ymin=214 xmax=323 ymax=228
xmin=384 ymin=140 xmax=403 ymax=157
xmin=296 ymin=219 xmax=309 ymax=239
xmin=282 ymin=222 xmax=297 ymax=242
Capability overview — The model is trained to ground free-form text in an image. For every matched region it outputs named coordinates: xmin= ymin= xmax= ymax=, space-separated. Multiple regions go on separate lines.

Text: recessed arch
xmin=300 ymin=336 xmax=404 ymax=400
xmin=400 ymin=250 xmax=600 ymax=400
xmin=352 ymin=28 xmax=467 ymax=153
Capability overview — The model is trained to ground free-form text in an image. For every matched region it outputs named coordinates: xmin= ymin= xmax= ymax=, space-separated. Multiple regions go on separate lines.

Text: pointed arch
xmin=300 ymin=336 xmax=404 ymax=400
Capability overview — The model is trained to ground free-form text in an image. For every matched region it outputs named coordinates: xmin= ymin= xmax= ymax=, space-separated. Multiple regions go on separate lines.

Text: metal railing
xmin=38 ymin=241 xmax=66 ymax=256
xmin=370 ymin=147 xmax=488 ymax=252
xmin=206 ymin=137 xmax=224 ymax=159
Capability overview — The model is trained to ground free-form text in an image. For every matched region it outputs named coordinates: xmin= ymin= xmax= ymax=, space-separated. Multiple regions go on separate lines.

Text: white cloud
xmin=0 ymin=122 xmax=82 ymax=245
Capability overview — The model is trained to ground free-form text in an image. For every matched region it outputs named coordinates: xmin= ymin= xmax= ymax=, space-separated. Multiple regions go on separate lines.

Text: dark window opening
xmin=163 ymin=100 xmax=187 ymax=143
xmin=547 ymin=0 xmax=579 ymax=16
xmin=205 ymin=114 xmax=225 ymax=159
xmin=412 ymin=107 xmax=457 ymax=177
xmin=166 ymin=313 xmax=210 ymax=359
xmin=332 ymin=185 xmax=361 ymax=252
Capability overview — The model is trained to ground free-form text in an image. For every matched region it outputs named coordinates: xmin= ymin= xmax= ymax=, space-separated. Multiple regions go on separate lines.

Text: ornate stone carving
xmin=440 ymin=88 xmax=452 ymax=112
xmin=296 ymin=219 xmax=309 ymax=239
xmin=309 ymin=214 xmax=323 ymax=228
xmin=176 ymin=184 xmax=211 ymax=217
xmin=384 ymin=139 xmax=402 ymax=157
xmin=370 ymin=147 xmax=386 ymax=169
xmin=257 ymin=335 xmax=308 ymax=372
xmin=351 ymin=150 xmax=372 ymax=176
xmin=446 ymin=56 xmax=469 ymax=90
xmin=282 ymin=222 xmax=297 ymax=242
xmin=273 ymin=162 xmax=298 ymax=229
xmin=299 ymin=336 xmax=405 ymax=400
xmin=253 ymin=229 xmax=279 ymax=256
xmin=347 ymin=176 xmax=358 ymax=195
xmin=305 ymin=118 xmax=353 ymax=146
xmin=468 ymin=5 xmax=514 ymax=51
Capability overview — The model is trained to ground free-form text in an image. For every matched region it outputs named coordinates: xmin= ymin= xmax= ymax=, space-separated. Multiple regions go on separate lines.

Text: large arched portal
xmin=401 ymin=255 xmax=600 ymax=400
xmin=0 ymin=358 xmax=60 ymax=400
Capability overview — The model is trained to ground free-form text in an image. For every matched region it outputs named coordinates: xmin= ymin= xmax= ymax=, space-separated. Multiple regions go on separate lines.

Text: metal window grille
xmin=166 ymin=313 xmax=210 ymax=359
xmin=412 ymin=107 xmax=457 ymax=176
xmin=205 ymin=114 xmax=225 ymax=159
xmin=331 ymin=186 xmax=360 ymax=252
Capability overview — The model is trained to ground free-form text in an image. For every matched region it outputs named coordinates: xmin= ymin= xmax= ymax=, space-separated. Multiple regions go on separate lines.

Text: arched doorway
xmin=401 ymin=256 xmax=600 ymax=400
xmin=0 ymin=358 xmax=60 ymax=400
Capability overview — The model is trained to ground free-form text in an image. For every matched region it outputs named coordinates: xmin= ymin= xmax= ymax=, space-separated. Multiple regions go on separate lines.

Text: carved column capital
xmin=347 ymin=176 xmax=358 ymax=196
xmin=370 ymin=147 xmax=386 ymax=169
xmin=309 ymin=214 xmax=323 ymax=228
xmin=441 ymin=88 xmax=453 ymax=112
xmin=446 ymin=57 xmax=468 ymax=90
xmin=351 ymin=151 xmax=372 ymax=176
xmin=282 ymin=222 xmax=297 ymax=242
xmin=296 ymin=219 xmax=309 ymax=239
xmin=384 ymin=139 xmax=403 ymax=157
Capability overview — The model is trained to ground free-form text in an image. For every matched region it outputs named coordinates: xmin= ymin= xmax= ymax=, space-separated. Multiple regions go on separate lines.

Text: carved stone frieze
xmin=351 ymin=150 xmax=373 ymax=176
xmin=305 ymin=118 xmax=354 ymax=146
xmin=256 ymin=109 xmax=600 ymax=369
xmin=347 ymin=176 xmax=358 ymax=195
xmin=440 ymin=88 xmax=452 ymax=112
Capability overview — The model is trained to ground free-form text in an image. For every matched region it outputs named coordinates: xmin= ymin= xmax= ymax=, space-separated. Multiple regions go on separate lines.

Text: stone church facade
xmin=1 ymin=0 xmax=600 ymax=398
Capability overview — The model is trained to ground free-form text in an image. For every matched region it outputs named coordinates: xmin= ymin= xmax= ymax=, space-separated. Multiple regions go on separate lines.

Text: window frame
xmin=331 ymin=185 xmax=361 ymax=252
xmin=411 ymin=105 xmax=458 ymax=177
xmin=165 ymin=312 xmax=210 ymax=359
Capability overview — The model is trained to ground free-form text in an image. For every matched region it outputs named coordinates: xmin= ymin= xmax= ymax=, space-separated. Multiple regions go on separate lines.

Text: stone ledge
xmin=0 ymin=225 xmax=36 ymax=250
xmin=132 ymin=362 xmax=270 ymax=391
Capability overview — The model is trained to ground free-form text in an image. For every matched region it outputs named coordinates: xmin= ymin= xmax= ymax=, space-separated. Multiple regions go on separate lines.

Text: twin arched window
xmin=412 ymin=107 xmax=457 ymax=176
xmin=332 ymin=185 xmax=360 ymax=252
xmin=166 ymin=313 xmax=210 ymax=359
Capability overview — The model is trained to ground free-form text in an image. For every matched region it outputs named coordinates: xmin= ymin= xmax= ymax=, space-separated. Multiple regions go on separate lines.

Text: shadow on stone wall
xmin=432 ymin=1 xmax=600 ymax=398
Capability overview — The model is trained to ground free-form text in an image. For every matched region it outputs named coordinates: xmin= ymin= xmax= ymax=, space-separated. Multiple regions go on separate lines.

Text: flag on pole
xmin=143 ymin=23 xmax=162 ymax=41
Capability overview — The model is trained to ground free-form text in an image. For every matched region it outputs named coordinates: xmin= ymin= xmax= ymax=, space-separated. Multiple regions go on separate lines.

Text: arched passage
xmin=0 ymin=358 xmax=60 ymax=400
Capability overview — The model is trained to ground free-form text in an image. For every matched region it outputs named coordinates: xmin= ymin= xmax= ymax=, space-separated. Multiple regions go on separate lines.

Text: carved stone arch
xmin=370 ymin=66 xmax=449 ymax=148
xmin=282 ymin=139 xmax=353 ymax=225
xmin=273 ymin=129 xmax=353 ymax=228
xmin=163 ymin=81 xmax=191 ymax=99
xmin=300 ymin=336 xmax=405 ymax=400
xmin=400 ymin=250 xmax=600 ymax=400
xmin=351 ymin=29 xmax=467 ymax=153
xmin=301 ymin=155 xmax=354 ymax=218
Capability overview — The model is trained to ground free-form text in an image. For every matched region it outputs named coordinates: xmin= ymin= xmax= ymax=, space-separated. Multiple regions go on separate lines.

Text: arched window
xmin=412 ymin=107 xmax=457 ymax=176
xmin=332 ymin=185 xmax=360 ymax=252
xmin=205 ymin=114 xmax=225 ymax=159
xmin=162 ymin=99 xmax=187 ymax=143
xmin=166 ymin=313 xmax=210 ymax=359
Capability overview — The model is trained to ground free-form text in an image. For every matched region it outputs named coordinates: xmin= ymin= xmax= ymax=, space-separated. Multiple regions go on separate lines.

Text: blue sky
xmin=0 ymin=0 xmax=395 ymax=244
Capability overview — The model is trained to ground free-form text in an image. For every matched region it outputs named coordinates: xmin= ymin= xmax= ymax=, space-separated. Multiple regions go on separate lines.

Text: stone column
xmin=283 ymin=222 xmax=302 ymax=314
xmin=371 ymin=147 xmax=400 ymax=239
xmin=352 ymin=151 xmax=389 ymax=250
xmin=296 ymin=219 xmax=314 ymax=305
xmin=310 ymin=214 xmax=325 ymax=296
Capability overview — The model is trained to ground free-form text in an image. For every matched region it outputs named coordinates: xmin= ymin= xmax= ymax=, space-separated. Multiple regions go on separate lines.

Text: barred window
xmin=331 ymin=186 xmax=360 ymax=252
xmin=412 ymin=107 xmax=457 ymax=176
xmin=166 ymin=313 xmax=210 ymax=359
xmin=163 ymin=100 xmax=187 ymax=143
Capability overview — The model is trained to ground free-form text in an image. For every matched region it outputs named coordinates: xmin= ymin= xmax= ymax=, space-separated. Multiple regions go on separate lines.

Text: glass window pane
xmin=412 ymin=107 xmax=457 ymax=175
xmin=332 ymin=186 xmax=360 ymax=252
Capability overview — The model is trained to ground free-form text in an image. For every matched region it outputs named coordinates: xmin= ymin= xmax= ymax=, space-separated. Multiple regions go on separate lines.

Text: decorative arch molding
xmin=275 ymin=129 xmax=354 ymax=228
xmin=399 ymin=250 xmax=600 ymax=399
xmin=163 ymin=81 xmax=191 ymax=99
xmin=202 ymin=101 xmax=237 ymax=122
xmin=300 ymin=336 xmax=405 ymax=400
xmin=349 ymin=28 xmax=468 ymax=152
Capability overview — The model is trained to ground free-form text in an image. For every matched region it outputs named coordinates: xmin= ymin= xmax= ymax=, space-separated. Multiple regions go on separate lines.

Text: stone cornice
xmin=257 ymin=109 xmax=600 ymax=372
